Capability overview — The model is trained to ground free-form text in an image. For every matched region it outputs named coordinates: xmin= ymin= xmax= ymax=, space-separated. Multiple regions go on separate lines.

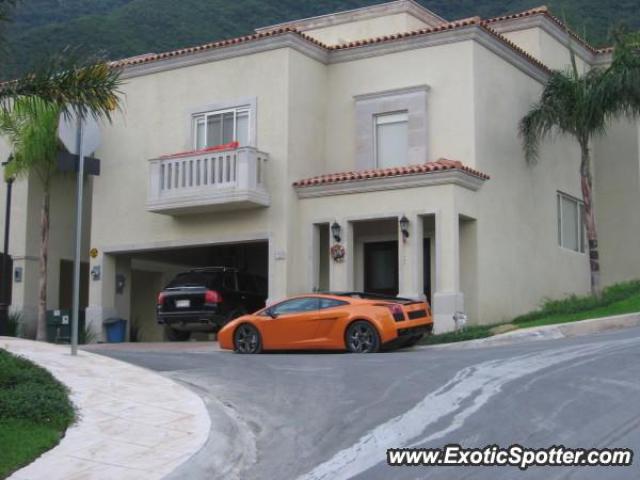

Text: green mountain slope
xmin=1 ymin=0 xmax=638 ymax=79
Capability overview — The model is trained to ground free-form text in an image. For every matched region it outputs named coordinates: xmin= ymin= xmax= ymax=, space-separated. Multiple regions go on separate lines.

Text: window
xmin=193 ymin=107 xmax=250 ymax=149
xmin=319 ymin=298 xmax=348 ymax=310
xmin=375 ymin=112 xmax=409 ymax=168
xmin=269 ymin=297 xmax=320 ymax=316
xmin=557 ymin=192 xmax=585 ymax=253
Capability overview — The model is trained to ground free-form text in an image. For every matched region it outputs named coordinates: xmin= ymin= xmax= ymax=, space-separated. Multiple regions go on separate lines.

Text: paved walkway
xmin=1 ymin=337 xmax=210 ymax=480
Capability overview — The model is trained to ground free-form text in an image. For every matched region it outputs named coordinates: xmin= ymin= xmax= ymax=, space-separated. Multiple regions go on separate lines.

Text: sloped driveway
xmin=88 ymin=327 xmax=640 ymax=480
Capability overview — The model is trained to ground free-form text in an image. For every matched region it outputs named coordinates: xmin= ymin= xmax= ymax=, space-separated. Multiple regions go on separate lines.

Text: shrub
xmin=513 ymin=280 xmax=640 ymax=324
xmin=0 ymin=350 xmax=74 ymax=430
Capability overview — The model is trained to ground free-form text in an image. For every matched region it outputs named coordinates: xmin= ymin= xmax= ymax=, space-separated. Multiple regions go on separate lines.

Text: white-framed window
xmin=557 ymin=192 xmax=586 ymax=253
xmin=193 ymin=106 xmax=250 ymax=150
xmin=374 ymin=111 xmax=409 ymax=168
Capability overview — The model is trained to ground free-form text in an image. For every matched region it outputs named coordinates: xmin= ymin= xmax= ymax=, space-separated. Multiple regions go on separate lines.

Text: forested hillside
xmin=1 ymin=0 xmax=638 ymax=79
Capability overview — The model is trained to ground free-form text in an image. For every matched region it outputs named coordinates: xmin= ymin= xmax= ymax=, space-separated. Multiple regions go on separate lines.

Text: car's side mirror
xmin=266 ymin=308 xmax=278 ymax=319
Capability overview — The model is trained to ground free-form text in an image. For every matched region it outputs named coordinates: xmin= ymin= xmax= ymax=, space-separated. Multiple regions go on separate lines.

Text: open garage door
xmin=117 ymin=241 xmax=268 ymax=342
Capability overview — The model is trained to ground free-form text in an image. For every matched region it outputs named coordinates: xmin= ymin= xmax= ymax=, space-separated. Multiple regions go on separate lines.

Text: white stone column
xmin=329 ymin=219 xmax=353 ymax=292
xmin=398 ymin=213 xmax=424 ymax=299
xmin=433 ymin=208 xmax=463 ymax=333
xmin=86 ymin=252 xmax=117 ymax=341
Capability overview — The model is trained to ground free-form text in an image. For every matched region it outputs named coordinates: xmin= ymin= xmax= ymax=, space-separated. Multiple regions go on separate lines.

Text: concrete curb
xmin=417 ymin=312 xmax=640 ymax=350
xmin=1 ymin=337 xmax=211 ymax=480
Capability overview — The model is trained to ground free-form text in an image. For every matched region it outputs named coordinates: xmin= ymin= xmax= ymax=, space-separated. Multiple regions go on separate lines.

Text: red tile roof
xmin=110 ymin=28 xmax=327 ymax=68
xmin=293 ymin=159 xmax=490 ymax=188
xmin=483 ymin=6 xmax=611 ymax=55
xmin=108 ymin=15 xmax=552 ymax=77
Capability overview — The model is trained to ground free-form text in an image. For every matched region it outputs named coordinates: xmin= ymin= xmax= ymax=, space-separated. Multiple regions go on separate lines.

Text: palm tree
xmin=0 ymin=1 xmax=122 ymax=340
xmin=519 ymin=31 xmax=640 ymax=296
xmin=0 ymin=99 xmax=61 ymax=340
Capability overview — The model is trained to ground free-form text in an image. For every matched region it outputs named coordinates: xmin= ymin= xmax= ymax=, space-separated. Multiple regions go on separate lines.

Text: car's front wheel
xmin=345 ymin=321 xmax=380 ymax=353
xmin=234 ymin=324 xmax=262 ymax=354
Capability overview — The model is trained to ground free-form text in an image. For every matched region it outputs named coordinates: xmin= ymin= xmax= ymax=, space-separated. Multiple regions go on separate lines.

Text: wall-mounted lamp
xmin=399 ymin=215 xmax=410 ymax=240
xmin=331 ymin=221 xmax=342 ymax=243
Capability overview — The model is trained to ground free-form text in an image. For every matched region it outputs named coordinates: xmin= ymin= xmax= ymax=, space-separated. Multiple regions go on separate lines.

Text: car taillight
xmin=387 ymin=304 xmax=405 ymax=322
xmin=157 ymin=292 xmax=165 ymax=306
xmin=205 ymin=290 xmax=222 ymax=304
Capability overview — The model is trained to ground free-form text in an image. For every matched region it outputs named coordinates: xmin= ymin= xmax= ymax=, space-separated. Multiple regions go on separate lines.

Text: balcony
xmin=147 ymin=145 xmax=270 ymax=215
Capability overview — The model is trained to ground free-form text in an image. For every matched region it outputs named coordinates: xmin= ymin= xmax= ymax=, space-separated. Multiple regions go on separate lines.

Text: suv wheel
xmin=165 ymin=326 xmax=191 ymax=342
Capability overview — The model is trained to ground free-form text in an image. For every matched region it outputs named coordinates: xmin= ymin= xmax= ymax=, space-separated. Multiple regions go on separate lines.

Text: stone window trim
xmin=186 ymin=96 xmax=257 ymax=150
xmin=354 ymin=85 xmax=429 ymax=170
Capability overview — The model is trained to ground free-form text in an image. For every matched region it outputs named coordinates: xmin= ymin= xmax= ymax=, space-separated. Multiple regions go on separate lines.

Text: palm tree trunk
xmin=579 ymin=141 xmax=601 ymax=297
xmin=35 ymin=188 xmax=50 ymax=341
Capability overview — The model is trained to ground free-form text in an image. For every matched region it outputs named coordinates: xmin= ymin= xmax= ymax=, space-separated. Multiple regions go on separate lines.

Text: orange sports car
xmin=217 ymin=292 xmax=433 ymax=353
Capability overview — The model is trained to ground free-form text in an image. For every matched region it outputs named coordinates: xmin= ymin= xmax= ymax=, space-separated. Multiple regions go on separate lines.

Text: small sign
xmin=54 ymin=309 xmax=61 ymax=316
xmin=62 ymin=315 xmax=70 ymax=325
xmin=89 ymin=248 xmax=98 ymax=258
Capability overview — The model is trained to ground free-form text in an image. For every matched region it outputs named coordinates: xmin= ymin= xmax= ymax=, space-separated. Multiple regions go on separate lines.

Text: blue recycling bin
xmin=104 ymin=318 xmax=127 ymax=343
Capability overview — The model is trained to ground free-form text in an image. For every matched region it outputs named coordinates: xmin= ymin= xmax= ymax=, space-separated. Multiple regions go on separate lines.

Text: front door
xmin=364 ymin=241 xmax=398 ymax=296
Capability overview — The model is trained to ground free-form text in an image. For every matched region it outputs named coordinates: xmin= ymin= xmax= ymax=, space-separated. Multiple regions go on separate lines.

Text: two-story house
xmin=2 ymin=0 xmax=639 ymax=341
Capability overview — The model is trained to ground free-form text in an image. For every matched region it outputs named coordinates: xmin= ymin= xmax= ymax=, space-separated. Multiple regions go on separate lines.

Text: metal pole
xmin=0 ymin=166 xmax=12 ymax=336
xmin=71 ymin=114 xmax=84 ymax=356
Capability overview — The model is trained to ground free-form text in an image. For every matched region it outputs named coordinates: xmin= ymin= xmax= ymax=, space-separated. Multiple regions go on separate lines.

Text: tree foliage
xmin=1 ymin=0 xmax=639 ymax=80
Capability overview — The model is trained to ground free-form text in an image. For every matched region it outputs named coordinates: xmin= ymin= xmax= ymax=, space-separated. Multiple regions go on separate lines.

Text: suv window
xmin=319 ymin=298 xmax=348 ymax=310
xmin=167 ymin=272 xmax=221 ymax=289
xmin=270 ymin=297 xmax=319 ymax=316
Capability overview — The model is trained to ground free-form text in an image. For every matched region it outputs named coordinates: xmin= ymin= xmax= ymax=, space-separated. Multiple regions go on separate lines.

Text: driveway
xmin=87 ymin=327 xmax=640 ymax=480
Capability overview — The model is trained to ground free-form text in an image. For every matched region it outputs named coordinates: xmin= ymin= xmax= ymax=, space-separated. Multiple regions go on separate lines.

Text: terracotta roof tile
xmin=483 ymin=6 xmax=611 ymax=54
xmin=293 ymin=159 xmax=490 ymax=188
xmin=110 ymin=28 xmax=329 ymax=68
xmin=107 ymin=15 xmax=552 ymax=77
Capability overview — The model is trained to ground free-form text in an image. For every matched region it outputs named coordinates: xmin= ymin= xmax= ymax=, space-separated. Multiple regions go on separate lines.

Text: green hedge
xmin=0 ymin=350 xmax=74 ymax=430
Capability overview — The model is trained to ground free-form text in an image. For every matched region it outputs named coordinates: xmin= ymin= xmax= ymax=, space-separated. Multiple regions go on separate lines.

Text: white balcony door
xmin=194 ymin=108 xmax=250 ymax=149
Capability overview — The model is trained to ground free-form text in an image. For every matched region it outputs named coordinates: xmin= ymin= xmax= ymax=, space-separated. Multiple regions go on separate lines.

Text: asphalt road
xmin=90 ymin=327 xmax=640 ymax=480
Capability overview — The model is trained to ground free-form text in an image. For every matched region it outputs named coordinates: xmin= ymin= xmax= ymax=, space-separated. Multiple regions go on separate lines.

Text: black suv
xmin=157 ymin=267 xmax=267 ymax=341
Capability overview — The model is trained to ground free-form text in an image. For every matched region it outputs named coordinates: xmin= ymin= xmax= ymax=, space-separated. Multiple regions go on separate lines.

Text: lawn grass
xmin=0 ymin=349 xmax=74 ymax=478
xmin=421 ymin=280 xmax=640 ymax=346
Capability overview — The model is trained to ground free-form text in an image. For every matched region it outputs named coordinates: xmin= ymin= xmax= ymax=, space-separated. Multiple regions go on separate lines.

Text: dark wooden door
xmin=364 ymin=241 xmax=398 ymax=296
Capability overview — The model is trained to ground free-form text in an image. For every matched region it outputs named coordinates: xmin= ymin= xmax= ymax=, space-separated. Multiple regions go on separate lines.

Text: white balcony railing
xmin=147 ymin=146 xmax=270 ymax=214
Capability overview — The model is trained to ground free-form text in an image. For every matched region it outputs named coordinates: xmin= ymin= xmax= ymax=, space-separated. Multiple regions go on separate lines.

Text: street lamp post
xmin=0 ymin=155 xmax=14 ymax=336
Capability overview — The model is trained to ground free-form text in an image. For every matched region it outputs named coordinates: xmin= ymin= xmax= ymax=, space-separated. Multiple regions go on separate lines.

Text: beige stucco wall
xmin=501 ymin=27 xmax=590 ymax=73
xmin=324 ymin=40 xmax=476 ymax=172
xmin=593 ymin=119 xmax=640 ymax=287
xmin=472 ymin=41 xmax=590 ymax=323
xmin=304 ymin=12 xmax=428 ymax=46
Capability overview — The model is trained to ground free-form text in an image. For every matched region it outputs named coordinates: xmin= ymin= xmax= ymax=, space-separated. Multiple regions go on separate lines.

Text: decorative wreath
xmin=330 ymin=243 xmax=346 ymax=262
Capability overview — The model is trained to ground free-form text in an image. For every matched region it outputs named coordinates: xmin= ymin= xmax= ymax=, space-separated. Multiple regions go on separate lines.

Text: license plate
xmin=175 ymin=299 xmax=190 ymax=308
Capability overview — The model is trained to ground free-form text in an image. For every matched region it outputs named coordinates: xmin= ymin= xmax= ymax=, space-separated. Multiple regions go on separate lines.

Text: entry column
xmin=86 ymin=252 xmax=118 ymax=341
xmin=328 ymin=219 xmax=353 ymax=292
xmin=398 ymin=213 xmax=424 ymax=300
xmin=433 ymin=208 xmax=463 ymax=333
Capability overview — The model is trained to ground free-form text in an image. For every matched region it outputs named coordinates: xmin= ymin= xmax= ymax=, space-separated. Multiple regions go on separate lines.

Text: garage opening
xmin=116 ymin=240 xmax=268 ymax=342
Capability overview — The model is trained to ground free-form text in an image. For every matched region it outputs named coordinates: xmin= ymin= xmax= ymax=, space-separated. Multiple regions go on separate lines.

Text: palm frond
xmin=0 ymin=97 xmax=61 ymax=184
xmin=0 ymin=48 xmax=123 ymax=121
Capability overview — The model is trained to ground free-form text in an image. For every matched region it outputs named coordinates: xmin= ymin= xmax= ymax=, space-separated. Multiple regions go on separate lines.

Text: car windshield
xmin=166 ymin=272 xmax=221 ymax=289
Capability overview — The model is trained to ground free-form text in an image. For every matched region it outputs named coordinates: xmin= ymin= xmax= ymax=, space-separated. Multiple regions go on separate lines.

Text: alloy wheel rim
xmin=236 ymin=325 xmax=258 ymax=353
xmin=349 ymin=324 xmax=375 ymax=353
